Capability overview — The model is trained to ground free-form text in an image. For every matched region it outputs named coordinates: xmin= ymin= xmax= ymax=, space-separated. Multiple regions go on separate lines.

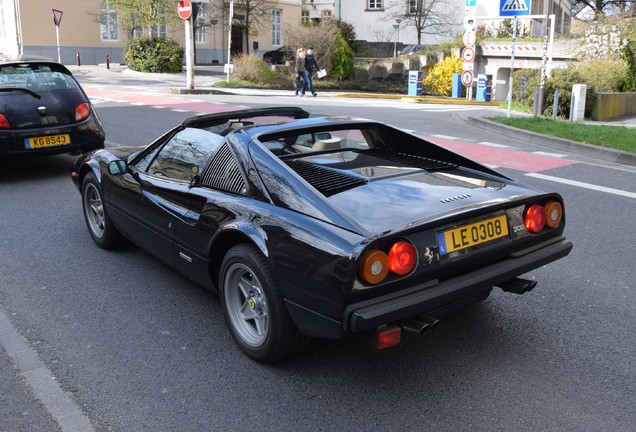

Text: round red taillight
xmin=358 ymin=249 xmax=389 ymax=285
xmin=544 ymin=201 xmax=563 ymax=228
xmin=525 ymin=204 xmax=547 ymax=233
xmin=75 ymin=103 xmax=90 ymax=122
xmin=388 ymin=241 xmax=417 ymax=275
xmin=0 ymin=113 xmax=11 ymax=129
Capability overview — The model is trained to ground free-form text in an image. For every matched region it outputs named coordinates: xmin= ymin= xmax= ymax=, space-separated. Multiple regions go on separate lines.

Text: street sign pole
xmin=185 ymin=16 xmax=194 ymax=90
xmin=52 ymin=9 xmax=63 ymax=63
xmin=507 ymin=16 xmax=517 ymax=118
xmin=178 ymin=1 xmax=194 ymax=90
xmin=226 ymin=0 xmax=234 ymax=83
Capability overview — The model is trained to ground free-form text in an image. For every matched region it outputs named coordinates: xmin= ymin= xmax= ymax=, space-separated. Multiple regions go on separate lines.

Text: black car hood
xmin=286 ymin=150 xmax=533 ymax=234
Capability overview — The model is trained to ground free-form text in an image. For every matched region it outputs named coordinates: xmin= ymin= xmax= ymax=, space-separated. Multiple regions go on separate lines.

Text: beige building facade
xmin=0 ymin=0 xmax=304 ymax=65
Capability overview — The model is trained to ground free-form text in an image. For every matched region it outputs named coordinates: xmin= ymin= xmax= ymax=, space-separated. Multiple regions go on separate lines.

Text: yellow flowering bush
xmin=423 ymin=56 xmax=463 ymax=96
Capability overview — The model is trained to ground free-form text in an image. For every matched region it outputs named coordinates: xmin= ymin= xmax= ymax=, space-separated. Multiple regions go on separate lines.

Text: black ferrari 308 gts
xmin=71 ymin=107 xmax=573 ymax=362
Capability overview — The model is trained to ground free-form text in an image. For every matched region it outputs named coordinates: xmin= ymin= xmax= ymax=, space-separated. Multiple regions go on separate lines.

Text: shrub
xmin=423 ymin=56 xmax=462 ymax=96
xmin=331 ymin=33 xmax=355 ymax=81
xmin=231 ymin=54 xmax=279 ymax=85
xmin=125 ymin=37 xmax=183 ymax=73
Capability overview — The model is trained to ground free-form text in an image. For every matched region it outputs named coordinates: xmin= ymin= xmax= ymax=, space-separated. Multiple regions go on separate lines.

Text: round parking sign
xmin=461 ymin=70 xmax=474 ymax=87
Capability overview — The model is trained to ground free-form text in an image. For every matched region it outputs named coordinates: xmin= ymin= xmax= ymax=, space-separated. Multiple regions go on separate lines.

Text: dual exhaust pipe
xmin=401 ymin=315 xmax=440 ymax=336
xmin=497 ymin=277 xmax=537 ymax=295
xmin=400 ymin=278 xmax=536 ymax=336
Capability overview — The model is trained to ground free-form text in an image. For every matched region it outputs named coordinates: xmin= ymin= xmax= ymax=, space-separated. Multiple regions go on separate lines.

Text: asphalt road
xmin=1 ymin=75 xmax=635 ymax=431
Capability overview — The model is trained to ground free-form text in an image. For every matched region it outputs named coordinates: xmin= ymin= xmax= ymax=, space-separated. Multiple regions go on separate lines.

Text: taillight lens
xmin=0 ymin=113 xmax=10 ymax=129
xmin=358 ymin=249 xmax=389 ymax=284
xmin=525 ymin=204 xmax=547 ymax=233
xmin=75 ymin=103 xmax=90 ymax=122
xmin=544 ymin=201 xmax=563 ymax=228
xmin=388 ymin=241 xmax=417 ymax=275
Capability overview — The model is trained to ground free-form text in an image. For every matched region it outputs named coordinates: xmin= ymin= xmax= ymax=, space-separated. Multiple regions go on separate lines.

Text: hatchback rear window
xmin=0 ymin=63 xmax=78 ymax=91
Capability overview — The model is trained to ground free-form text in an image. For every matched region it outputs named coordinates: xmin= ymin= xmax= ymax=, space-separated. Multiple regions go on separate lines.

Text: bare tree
xmin=573 ymin=0 xmax=636 ymax=19
xmin=230 ymin=0 xmax=277 ymax=55
xmin=384 ymin=0 xmax=460 ymax=45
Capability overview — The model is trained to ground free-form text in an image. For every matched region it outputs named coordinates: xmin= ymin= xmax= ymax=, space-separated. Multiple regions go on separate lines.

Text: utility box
xmin=408 ymin=70 xmax=422 ymax=96
xmin=476 ymin=74 xmax=492 ymax=102
xmin=570 ymin=84 xmax=587 ymax=122
xmin=451 ymin=73 xmax=462 ymax=98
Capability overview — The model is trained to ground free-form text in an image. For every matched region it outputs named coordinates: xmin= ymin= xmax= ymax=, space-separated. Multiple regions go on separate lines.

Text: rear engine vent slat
xmin=285 ymin=160 xmax=367 ymax=197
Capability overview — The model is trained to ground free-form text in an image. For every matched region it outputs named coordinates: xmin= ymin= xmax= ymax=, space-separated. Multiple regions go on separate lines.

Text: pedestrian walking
xmin=294 ymin=48 xmax=307 ymax=97
xmin=304 ymin=47 xmax=320 ymax=97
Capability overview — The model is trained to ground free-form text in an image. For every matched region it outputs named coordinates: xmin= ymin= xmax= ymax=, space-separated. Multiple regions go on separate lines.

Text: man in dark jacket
xmin=304 ymin=47 xmax=319 ymax=97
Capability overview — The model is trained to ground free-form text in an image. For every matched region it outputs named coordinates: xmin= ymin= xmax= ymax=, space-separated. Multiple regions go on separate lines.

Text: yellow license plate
xmin=437 ymin=214 xmax=509 ymax=255
xmin=25 ymin=134 xmax=71 ymax=149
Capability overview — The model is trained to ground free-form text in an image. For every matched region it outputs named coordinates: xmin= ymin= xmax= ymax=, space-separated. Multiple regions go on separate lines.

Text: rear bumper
xmin=285 ymin=235 xmax=572 ymax=339
xmin=343 ymin=236 xmax=572 ymax=333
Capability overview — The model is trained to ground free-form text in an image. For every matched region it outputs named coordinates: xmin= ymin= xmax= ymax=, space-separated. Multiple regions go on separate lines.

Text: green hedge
xmin=125 ymin=37 xmax=184 ymax=73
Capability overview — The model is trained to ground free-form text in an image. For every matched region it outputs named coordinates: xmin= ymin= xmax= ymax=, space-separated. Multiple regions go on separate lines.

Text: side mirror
xmin=108 ymin=160 xmax=128 ymax=176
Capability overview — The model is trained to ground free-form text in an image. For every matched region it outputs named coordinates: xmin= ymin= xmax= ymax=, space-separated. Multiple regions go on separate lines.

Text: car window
xmin=0 ymin=64 xmax=78 ymax=91
xmin=142 ymin=128 xmax=224 ymax=182
xmin=287 ymin=129 xmax=372 ymax=154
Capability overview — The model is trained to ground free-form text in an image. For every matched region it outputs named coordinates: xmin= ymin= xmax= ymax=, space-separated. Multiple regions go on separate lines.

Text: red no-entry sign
xmin=177 ymin=1 xmax=192 ymax=20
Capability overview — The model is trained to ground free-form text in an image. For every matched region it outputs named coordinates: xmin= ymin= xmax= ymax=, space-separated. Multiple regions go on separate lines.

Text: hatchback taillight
xmin=75 ymin=103 xmax=90 ymax=122
xmin=0 ymin=113 xmax=10 ymax=129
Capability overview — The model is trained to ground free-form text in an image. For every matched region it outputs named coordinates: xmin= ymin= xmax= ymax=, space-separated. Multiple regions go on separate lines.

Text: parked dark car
xmin=262 ymin=46 xmax=294 ymax=64
xmin=399 ymin=44 xmax=426 ymax=56
xmin=0 ymin=55 xmax=105 ymax=158
xmin=71 ymin=107 xmax=572 ymax=362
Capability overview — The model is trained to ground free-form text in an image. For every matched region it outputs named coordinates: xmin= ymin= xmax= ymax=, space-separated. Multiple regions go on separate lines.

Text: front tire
xmin=219 ymin=244 xmax=309 ymax=362
xmin=81 ymin=172 xmax=123 ymax=249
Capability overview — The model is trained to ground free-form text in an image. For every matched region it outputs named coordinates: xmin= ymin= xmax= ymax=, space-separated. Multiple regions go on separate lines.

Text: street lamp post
xmin=393 ymin=18 xmax=402 ymax=57
xmin=393 ymin=24 xmax=399 ymax=57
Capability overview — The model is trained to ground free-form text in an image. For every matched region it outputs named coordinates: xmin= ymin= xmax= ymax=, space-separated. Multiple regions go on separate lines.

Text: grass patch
xmin=488 ymin=116 xmax=636 ymax=154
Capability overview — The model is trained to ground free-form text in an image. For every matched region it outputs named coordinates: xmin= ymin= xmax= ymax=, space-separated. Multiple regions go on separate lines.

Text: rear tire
xmin=81 ymin=172 xmax=123 ymax=249
xmin=219 ymin=244 xmax=309 ymax=362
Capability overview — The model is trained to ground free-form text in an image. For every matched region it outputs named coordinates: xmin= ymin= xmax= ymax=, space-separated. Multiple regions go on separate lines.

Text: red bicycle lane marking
xmin=85 ymin=86 xmax=238 ymax=114
xmin=426 ymin=136 xmax=577 ymax=173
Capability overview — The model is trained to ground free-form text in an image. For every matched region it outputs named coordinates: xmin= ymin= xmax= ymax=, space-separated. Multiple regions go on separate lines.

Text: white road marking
xmin=526 ymin=173 xmax=636 ymax=199
xmin=532 ymin=151 xmax=568 ymax=158
xmin=478 ymin=141 xmax=511 ymax=148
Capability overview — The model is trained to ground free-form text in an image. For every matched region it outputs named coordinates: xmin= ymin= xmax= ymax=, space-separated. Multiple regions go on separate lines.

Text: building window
xmin=151 ymin=24 xmax=167 ymax=38
xmin=272 ymin=9 xmax=281 ymax=46
xmin=368 ymin=0 xmax=383 ymax=9
xmin=322 ymin=10 xmax=333 ymax=19
xmin=99 ymin=1 xmax=119 ymax=41
xmin=195 ymin=4 xmax=207 ymax=43
xmin=408 ymin=0 xmax=419 ymax=14
xmin=301 ymin=10 xmax=310 ymax=24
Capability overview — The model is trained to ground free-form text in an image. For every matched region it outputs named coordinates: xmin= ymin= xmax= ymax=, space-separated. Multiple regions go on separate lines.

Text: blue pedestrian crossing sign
xmin=465 ymin=0 xmax=476 ymax=7
xmin=500 ymin=0 xmax=530 ymax=16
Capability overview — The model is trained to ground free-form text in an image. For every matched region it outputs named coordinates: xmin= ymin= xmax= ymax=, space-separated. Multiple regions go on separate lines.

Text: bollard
xmin=552 ymin=88 xmax=559 ymax=120
xmin=106 ymin=54 xmax=110 ymax=69
xmin=76 ymin=52 xmax=81 ymax=66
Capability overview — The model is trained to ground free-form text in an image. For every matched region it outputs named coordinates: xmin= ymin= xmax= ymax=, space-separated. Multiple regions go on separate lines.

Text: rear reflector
xmin=374 ymin=325 xmax=401 ymax=350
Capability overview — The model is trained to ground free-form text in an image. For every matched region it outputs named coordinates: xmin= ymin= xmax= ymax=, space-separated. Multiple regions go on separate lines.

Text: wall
xmin=592 ymin=92 xmax=636 ymax=121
